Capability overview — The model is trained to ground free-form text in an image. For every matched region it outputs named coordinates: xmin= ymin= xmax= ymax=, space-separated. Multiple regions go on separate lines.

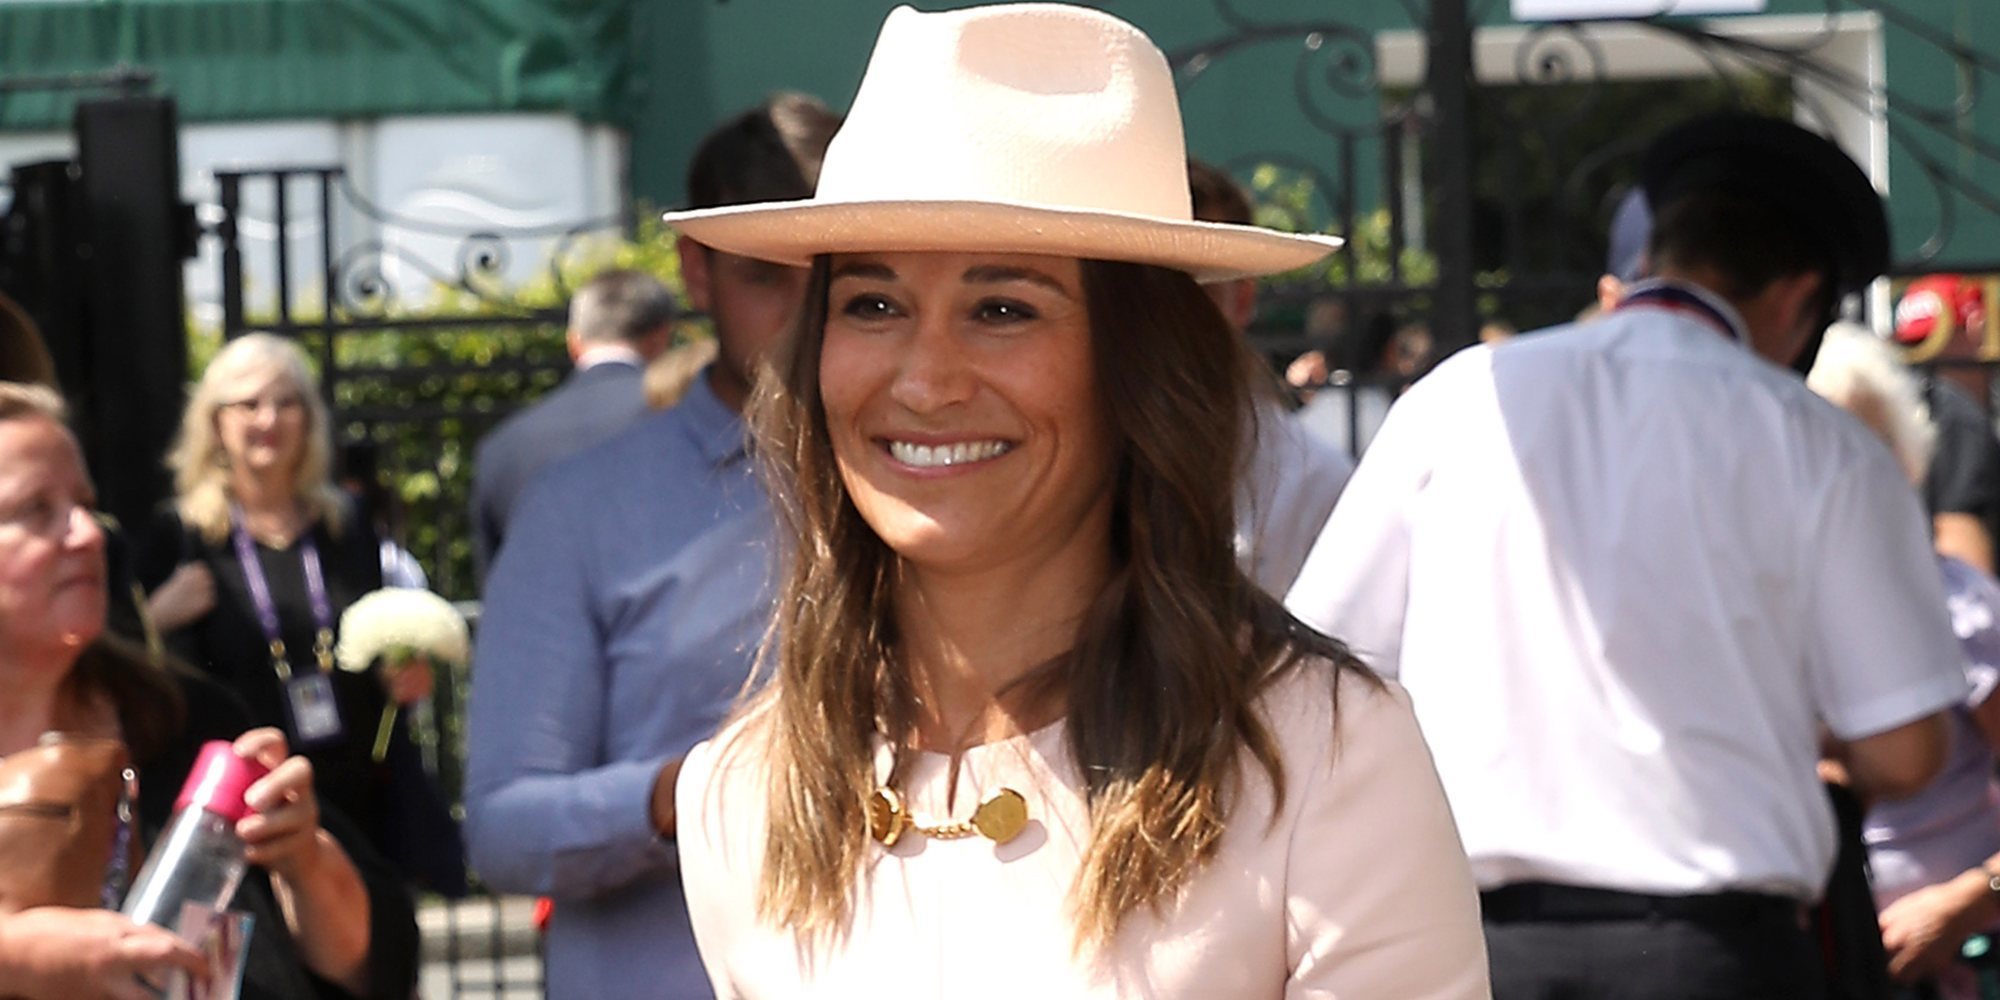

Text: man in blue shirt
xmin=463 ymin=92 xmax=841 ymax=999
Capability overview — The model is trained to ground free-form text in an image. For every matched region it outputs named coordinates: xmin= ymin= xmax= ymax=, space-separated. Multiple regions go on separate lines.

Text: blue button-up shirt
xmin=464 ymin=372 xmax=770 ymax=999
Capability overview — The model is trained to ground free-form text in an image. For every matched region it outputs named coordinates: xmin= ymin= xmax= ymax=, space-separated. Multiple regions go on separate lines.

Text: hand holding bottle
xmin=0 ymin=906 xmax=206 ymax=1000
xmin=232 ymin=729 xmax=325 ymax=884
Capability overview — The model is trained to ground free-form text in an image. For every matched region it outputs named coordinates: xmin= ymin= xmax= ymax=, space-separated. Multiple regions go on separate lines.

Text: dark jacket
xmin=469 ymin=360 xmax=649 ymax=583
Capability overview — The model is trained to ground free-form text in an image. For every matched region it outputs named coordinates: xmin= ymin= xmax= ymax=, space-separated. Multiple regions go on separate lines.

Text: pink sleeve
xmin=675 ymin=736 xmax=740 ymax=997
xmin=1283 ymin=676 xmax=1491 ymax=999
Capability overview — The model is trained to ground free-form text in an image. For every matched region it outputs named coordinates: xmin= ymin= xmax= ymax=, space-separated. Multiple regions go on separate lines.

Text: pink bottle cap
xmin=173 ymin=740 xmax=272 ymax=823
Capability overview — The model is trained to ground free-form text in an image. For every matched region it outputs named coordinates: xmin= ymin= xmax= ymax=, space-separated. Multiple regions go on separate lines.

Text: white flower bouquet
xmin=336 ymin=588 xmax=470 ymax=760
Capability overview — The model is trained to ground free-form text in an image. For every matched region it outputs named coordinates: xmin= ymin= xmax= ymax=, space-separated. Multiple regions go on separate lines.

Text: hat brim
xmin=663 ymin=199 xmax=1343 ymax=284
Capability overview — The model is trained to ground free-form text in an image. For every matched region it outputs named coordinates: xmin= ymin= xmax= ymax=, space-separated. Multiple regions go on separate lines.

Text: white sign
xmin=1512 ymin=0 xmax=1765 ymax=19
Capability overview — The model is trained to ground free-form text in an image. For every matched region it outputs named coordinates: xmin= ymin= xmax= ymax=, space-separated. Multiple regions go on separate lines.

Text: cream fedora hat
xmin=662 ymin=3 xmax=1342 ymax=283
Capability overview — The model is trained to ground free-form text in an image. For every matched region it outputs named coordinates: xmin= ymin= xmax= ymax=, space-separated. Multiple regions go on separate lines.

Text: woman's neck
xmin=0 ymin=644 xmax=81 ymax=755
xmin=230 ymin=470 xmax=304 ymax=539
xmin=895 ymin=543 xmax=1111 ymax=752
xmin=231 ymin=466 xmax=297 ymax=510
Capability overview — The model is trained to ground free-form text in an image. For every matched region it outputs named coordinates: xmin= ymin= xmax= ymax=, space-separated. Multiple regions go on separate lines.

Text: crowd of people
xmin=9 ymin=2 xmax=2000 ymax=998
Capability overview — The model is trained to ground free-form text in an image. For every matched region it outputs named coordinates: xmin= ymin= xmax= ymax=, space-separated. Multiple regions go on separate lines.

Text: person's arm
xmin=232 ymin=729 xmax=372 ymax=995
xmin=1840 ymin=713 xmax=1949 ymax=802
xmin=1934 ymin=512 xmax=1995 ymax=575
xmin=0 ymin=908 xmax=207 ymax=999
xmin=1808 ymin=443 xmax=1968 ymax=783
xmin=1283 ymin=361 xmax=1445 ymax=675
xmin=672 ymin=735 xmax=743 ymax=998
xmin=462 ymin=472 xmax=681 ymax=898
xmin=133 ymin=509 xmax=216 ymax=635
xmin=1284 ymin=675 xmax=1489 ymax=998
xmin=1879 ymin=854 xmax=2000 ymax=981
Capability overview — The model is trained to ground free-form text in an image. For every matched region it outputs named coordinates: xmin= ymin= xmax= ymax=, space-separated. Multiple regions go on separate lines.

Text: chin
xmin=49 ymin=604 xmax=106 ymax=646
xmin=875 ymin=529 xmax=1008 ymax=575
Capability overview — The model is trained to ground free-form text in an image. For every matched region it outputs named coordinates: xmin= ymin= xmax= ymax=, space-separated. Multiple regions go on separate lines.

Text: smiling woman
xmin=135 ymin=335 xmax=448 ymax=891
xmin=662 ymin=5 xmax=1488 ymax=997
xmin=819 ymin=252 xmax=1112 ymax=581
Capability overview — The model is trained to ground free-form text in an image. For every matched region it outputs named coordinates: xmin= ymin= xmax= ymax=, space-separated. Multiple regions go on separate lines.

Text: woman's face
xmin=0 ymin=417 xmax=105 ymax=658
xmin=214 ymin=366 xmax=308 ymax=482
xmin=819 ymin=251 xmax=1115 ymax=576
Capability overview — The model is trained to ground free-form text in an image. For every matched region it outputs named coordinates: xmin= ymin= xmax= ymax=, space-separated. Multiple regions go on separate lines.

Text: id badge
xmin=282 ymin=673 xmax=344 ymax=748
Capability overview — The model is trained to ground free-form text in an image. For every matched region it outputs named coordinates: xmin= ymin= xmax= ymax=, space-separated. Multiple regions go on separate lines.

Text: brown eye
xmin=839 ymin=294 xmax=900 ymax=320
xmin=973 ymin=299 xmax=1038 ymax=324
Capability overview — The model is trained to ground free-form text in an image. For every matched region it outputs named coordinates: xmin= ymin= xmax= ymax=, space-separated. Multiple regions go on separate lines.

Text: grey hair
xmin=0 ymin=381 xmax=65 ymax=423
xmin=1807 ymin=321 xmax=1937 ymax=483
xmin=569 ymin=269 xmax=676 ymax=345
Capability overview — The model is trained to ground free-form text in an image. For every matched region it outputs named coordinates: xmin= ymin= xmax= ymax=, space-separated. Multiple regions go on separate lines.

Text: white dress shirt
xmin=1286 ymin=282 xmax=1966 ymax=900
xmin=1235 ymin=399 xmax=1354 ymax=596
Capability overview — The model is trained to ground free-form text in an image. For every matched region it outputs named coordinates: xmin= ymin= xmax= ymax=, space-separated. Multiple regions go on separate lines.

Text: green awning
xmin=0 ymin=0 xmax=636 ymax=129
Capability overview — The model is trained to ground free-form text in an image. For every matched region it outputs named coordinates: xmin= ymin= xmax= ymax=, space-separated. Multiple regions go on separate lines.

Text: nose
xmin=888 ymin=317 xmax=976 ymax=415
xmin=66 ymin=505 xmax=105 ymax=553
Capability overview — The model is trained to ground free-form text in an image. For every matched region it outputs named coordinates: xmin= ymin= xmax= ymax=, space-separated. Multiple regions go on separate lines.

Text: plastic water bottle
xmin=121 ymin=741 xmax=268 ymax=933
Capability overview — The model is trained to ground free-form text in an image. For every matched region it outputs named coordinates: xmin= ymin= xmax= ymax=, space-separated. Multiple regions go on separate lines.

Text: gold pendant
xmin=970 ymin=788 xmax=1028 ymax=844
xmin=867 ymin=785 xmax=1029 ymax=846
xmin=866 ymin=787 xmax=909 ymax=847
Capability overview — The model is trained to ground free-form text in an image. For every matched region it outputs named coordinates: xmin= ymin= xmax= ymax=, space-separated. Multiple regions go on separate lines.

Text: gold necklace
xmin=866 ymin=785 xmax=1028 ymax=847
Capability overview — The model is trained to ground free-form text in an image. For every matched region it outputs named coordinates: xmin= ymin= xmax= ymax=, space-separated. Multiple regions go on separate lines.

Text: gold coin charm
xmin=866 ymin=787 xmax=909 ymax=847
xmin=971 ymin=787 xmax=1028 ymax=844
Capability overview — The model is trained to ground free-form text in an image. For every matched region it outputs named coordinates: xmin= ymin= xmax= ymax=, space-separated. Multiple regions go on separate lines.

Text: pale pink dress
xmin=676 ymin=662 xmax=1492 ymax=998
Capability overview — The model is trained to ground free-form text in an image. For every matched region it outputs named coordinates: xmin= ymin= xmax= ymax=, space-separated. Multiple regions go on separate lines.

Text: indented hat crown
xmin=814 ymin=4 xmax=1193 ymax=220
xmin=661 ymin=3 xmax=1341 ymax=282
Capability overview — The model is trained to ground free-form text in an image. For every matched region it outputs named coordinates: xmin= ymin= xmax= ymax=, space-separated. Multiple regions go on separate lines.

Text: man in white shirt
xmin=1286 ymin=114 xmax=1964 ymax=998
xmin=1186 ymin=159 xmax=1354 ymax=595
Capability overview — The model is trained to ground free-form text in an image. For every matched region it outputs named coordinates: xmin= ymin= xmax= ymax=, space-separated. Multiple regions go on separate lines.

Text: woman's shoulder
xmin=1256 ymin=655 xmax=1419 ymax=770
xmin=677 ymin=709 xmax=776 ymax=854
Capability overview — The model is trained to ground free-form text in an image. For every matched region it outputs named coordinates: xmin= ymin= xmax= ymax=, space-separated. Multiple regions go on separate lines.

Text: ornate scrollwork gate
xmin=1162 ymin=0 xmax=2000 ymax=404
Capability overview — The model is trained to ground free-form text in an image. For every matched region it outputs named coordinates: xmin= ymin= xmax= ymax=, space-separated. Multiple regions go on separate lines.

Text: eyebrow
xmin=963 ymin=266 xmax=1072 ymax=299
xmin=829 ymin=261 xmax=1075 ymax=300
xmin=830 ymin=261 xmax=897 ymax=282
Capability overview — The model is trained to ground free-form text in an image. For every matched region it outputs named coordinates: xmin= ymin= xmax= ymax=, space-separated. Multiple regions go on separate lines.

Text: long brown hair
xmin=742 ymin=255 xmax=1366 ymax=948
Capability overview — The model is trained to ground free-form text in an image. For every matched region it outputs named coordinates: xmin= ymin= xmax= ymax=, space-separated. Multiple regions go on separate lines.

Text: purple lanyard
xmin=229 ymin=506 xmax=333 ymax=681
xmin=1616 ymin=282 xmax=1744 ymax=345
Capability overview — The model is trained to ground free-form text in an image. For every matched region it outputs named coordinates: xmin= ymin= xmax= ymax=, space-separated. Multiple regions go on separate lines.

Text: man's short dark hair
xmin=1648 ymin=190 xmax=1836 ymax=308
xmin=1187 ymin=159 xmax=1254 ymax=227
xmin=570 ymin=268 xmax=676 ymax=345
xmin=687 ymin=92 xmax=842 ymax=211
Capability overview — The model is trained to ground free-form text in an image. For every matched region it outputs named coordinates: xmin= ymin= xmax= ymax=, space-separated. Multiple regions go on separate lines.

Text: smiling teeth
xmin=889 ymin=440 xmax=1011 ymax=468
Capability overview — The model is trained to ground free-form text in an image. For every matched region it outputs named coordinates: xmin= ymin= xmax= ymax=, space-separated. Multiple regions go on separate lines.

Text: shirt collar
xmin=575 ymin=344 xmax=645 ymax=371
xmin=679 ymin=366 xmax=749 ymax=467
xmin=1617 ymin=278 xmax=1751 ymax=347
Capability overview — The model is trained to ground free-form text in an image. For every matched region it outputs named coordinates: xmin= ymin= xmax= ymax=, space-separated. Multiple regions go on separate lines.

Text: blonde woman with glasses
xmin=137 ymin=334 xmax=431 ymax=879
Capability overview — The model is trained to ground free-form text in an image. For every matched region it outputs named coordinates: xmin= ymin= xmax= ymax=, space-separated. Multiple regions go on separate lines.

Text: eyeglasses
xmin=218 ymin=394 xmax=306 ymax=418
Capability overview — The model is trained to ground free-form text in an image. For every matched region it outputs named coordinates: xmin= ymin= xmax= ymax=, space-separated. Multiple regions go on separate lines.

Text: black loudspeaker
xmin=72 ymin=96 xmax=191 ymax=533
xmin=0 ymin=159 xmax=89 ymax=390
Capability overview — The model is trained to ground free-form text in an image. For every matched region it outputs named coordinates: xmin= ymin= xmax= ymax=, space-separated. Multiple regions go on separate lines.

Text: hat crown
xmin=813 ymin=4 xmax=1194 ymax=221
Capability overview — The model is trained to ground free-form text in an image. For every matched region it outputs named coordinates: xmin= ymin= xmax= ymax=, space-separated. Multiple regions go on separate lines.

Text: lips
xmin=885 ymin=439 xmax=1013 ymax=468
